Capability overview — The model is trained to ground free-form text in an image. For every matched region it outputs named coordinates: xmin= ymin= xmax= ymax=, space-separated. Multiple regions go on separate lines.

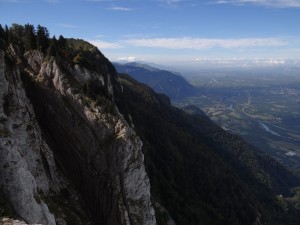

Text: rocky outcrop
xmin=0 ymin=218 xmax=39 ymax=225
xmin=0 ymin=45 xmax=156 ymax=225
xmin=0 ymin=47 xmax=88 ymax=225
xmin=0 ymin=48 xmax=56 ymax=225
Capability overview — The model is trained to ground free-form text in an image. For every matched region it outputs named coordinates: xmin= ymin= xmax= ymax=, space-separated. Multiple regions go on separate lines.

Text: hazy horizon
xmin=1 ymin=0 xmax=300 ymax=68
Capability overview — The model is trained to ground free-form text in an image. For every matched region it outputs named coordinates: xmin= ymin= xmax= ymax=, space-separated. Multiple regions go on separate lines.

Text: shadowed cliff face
xmin=1 ymin=44 xmax=156 ymax=225
xmin=113 ymin=62 xmax=199 ymax=101
xmin=115 ymin=75 xmax=300 ymax=225
xmin=0 ymin=47 xmax=58 ymax=225
xmin=25 ymin=84 xmax=125 ymax=225
xmin=2 ymin=34 xmax=300 ymax=225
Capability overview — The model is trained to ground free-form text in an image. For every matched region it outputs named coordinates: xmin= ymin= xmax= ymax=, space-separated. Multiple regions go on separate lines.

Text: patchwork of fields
xmin=175 ymin=71 xmax=300 ymax=169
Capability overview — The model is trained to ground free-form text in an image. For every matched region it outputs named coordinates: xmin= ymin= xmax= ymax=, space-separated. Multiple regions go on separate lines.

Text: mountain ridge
xmin=0 ymin=24 xmax=156 ymax=225
xmin=1 ymin=24 xmax=300 ymax=225
xmin=113 ymin=62 xmax=199 ymax=100
xmin=116 ymin=74 xmax=300 ymax=225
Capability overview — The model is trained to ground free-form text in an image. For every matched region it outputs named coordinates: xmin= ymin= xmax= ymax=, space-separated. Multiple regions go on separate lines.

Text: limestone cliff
xmin=0 ymin=43 xmax=156 ymax=225
xmin=0 ymin=47 xmax=57 ymax=225
xmin=0 ymin=218 xmax=39 ymax=225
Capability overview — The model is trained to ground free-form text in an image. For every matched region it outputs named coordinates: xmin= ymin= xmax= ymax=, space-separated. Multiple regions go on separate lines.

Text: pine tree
xmin=0 ymin=24 xmax=5 ymax=49
xmin=4 ymin=25 xmax=9 ymax=42
xmin=36 ymin=25 xmax=49 ymax=53
xmin=8 ymin=24 xmax=24 ymax=46
xmin=0 ymin=25 xmax=5 ymax=39
xmin=57 ymin=35 xmax=66 ymax=49
xmin=47 ymin=35 xmax=58 ymax=57
xmin=24 ymin=24 xmax=36 ymax=51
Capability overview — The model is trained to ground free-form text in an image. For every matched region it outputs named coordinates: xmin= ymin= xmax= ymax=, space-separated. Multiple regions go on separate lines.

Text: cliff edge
xmin=0 ymin=39 xmax=156 ymax=225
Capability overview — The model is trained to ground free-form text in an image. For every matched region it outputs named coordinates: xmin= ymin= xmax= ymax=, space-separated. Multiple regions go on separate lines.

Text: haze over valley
xmin=1 ymin=0 xmax=300 ymax=225
xmin=113 ymin=60 xmax=300 ymax=170
xmin=175 ymin=66 xmax=300 ymax=170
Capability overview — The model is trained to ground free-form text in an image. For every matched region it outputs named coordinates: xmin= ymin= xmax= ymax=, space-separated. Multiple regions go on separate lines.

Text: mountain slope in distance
xmin=113 ymin=62 xmax=199 ymax=100
xmin=116 ymin=74 xmax=300 ymax=225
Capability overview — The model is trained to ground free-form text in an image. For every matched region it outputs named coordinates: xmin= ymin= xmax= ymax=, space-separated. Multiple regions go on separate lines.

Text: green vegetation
xmin=81 ymin=79 xmax=116 ymax=114
xmin=0 ymin=23 xmax=108 ymax=71
xmin=1 ymin=24 xmax=120 ymax=224
xmin=3 ymin=23 xmax=300 ymax=225
xmin=23 ymin=24 xmax=37 ymax=51
xmin=114 ymin=62 xmax=199 ymax=100
xmin=289 ymin=188 xmax=300 ymax=210
xmin=0 ymin=23 xmax=50 ymax=53
xmin=1 ymin=23 xmax=119 ymax=112
xmin=175 ymin=72 xmax=300 ymax=169
xmin=117 ymin=74 xmax=300 ymax=225
xmin=67 ymin=39 xmax=109 ymax=71
xmin=82 ymin=79 xmax=107 ymax=99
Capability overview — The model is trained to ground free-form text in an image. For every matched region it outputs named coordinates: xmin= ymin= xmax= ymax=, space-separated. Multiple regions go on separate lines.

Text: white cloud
xmin=57 ymin=24 xmax=79 ymax=28
xmin=89 ymin=40 xmax=123 ymax=49
xmin=159 ymin=0 xmax=185 ymax=7
xmin=165 ymin=0 xmax=181 ymax=4
xmin=117 ymin=56 xmax=137 ymax=62
xmin=214 ymin=0 xmax=300 ymax=8
xmin=125 ymin=37 xmax=287 ymax=49
xmin=107 ymin=6 xmax=132 ymax=11
xmin=263 ymin=58 xmax=286 ymax=64
xmin=191 ymin=57 xmax=300 ymax=67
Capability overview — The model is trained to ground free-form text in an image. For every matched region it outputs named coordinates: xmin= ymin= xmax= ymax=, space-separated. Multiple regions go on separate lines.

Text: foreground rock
xmin=0 ymin=44 xmax=156 ymax=225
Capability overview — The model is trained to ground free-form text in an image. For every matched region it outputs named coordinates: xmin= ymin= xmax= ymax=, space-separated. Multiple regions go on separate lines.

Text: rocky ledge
xmin=0 ymin=44 xmax=156 ymax=225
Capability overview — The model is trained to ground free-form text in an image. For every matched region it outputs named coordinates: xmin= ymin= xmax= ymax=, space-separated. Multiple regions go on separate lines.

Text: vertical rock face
xmin=0 ymin=218 xmax=39 ymax=225
xmin=0 ymin=45 xmax=156 ymax=225
xmin=0 ymin=49 xmax=56 ymax=225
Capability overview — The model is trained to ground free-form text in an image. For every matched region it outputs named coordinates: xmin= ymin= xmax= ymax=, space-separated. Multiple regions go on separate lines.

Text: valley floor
xmin=175 ymin=73 xmax=300 ymax=170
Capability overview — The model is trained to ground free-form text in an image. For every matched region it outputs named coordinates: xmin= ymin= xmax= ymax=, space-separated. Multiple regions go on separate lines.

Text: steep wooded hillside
xmin=1 ymin=24 xmax=300 ymax=225
xmin=0 ymin=24 xmax=155 ymax=225
xmin=116 ymin=74 xmax=300 ymax=225
xmin=114 ymin=62 xmax=199 ymax=100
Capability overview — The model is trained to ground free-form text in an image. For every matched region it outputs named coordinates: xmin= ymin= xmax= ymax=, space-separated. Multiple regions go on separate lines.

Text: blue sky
xmin=1 ymin=0 xmax=300 ymax=68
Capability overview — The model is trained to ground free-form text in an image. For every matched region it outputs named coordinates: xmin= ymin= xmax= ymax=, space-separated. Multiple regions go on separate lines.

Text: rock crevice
xmin=0 ymin=47 xmax=156 ymax=225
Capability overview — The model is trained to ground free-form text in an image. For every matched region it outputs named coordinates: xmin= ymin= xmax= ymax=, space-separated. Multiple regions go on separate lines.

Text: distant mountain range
xmin=113 ymin=62 xmax=199 ymax=100
xmin=117 ymin=74 xmax=300 ymax=225
xmin=3 ymin=24 xmax=300 ymax=225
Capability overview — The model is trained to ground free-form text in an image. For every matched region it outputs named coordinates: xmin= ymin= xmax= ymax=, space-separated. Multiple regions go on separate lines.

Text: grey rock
xmin=0 ymin=218 xmax=41 ymax=225
xmin=0 ymin=49 xmax=56 ymax=225
xmin=1 ymin=45 xmax=156 ymax=225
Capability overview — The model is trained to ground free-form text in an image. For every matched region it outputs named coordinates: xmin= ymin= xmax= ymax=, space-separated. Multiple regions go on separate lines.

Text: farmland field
xmin=175 ymin=70 xmax=300 ymax=169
